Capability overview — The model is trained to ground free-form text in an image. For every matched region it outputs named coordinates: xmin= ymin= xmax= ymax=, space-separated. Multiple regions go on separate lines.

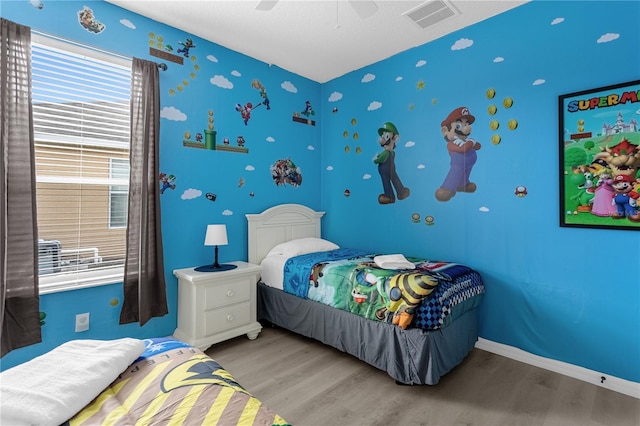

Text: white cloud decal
xmin=395 ymin=76 xmax=403 ymax=81
xmin=207 ymin=54 xmax=218 ymax=63
xmin=245 ymin=165 xmax=255 ymax=171
xmin=551 ymin=17 xmax=564 ymax=25
xmin=451 ymin=38 xmax=473 ymax=50
xmin=362 ymin=73 xmax=375 ymax=83
xmin=405 ymin=141 xmax=415 ymax=148
xmin=210 ymin=75 xmax=233 ymax=89
xmin=363 ymin=174 xmax=372 ymax=180
xmin=181 ymin=188 xmax=202 ymax=200
xmin=367 ymin=101 xmax=382 ymax=111
xmin=417 ymin=164 xmax=425 ymax=169
xmin=120 ymin=19 xmax=135 ymax=29
xmin=328 ymin=91 xmax=343 ymax=102
xmin=231 ymin=70 xmax=241 ymax=77
xmin=416 ymin=60 xmax=427 ymax=67
xmin=281 ymin=81 xmax=298 ymax=93
xmin=326 ymin=165 xmax=334 ymax=171
xmin=533 ymin=79 xmax=546 ymax=86
xmin=160 ymin=106 xmax=187 ymax=121
xmin=479 ymin=206 xmax=489 ymax=212
xmin=493 ymin=57 xmax=504 ymax=63
xmin=222 ymin=209 xmax=233 ymax=216
xmin=308 ymin=145 xmax=315 ymax=150
xmin=597 ymin=33 xmax=619 ymax=43
xmin=266 ymin=136 xmax=275 ymax=143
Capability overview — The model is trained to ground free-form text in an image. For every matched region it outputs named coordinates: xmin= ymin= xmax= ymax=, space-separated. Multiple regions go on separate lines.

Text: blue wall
xmin=2 ymin=0 xmax=639 ymax=386
xmin=320 ymin=0 xmax=640 ymax=383
xmin=1 ymin=0 xmax=321 ymax=369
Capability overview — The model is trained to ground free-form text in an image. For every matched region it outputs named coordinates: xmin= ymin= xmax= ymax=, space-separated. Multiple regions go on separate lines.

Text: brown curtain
xmin=0 ymin=18 xmax=42 ymax=356
xmin=120 ymin=58 xmax=168 ymax=325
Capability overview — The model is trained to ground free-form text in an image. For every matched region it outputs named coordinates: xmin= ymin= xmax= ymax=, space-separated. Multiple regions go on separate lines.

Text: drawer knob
xmin=226 ymin=290 xmax=234 ymax=297
xmin=226 ymin=314 xmax=234 ymax=322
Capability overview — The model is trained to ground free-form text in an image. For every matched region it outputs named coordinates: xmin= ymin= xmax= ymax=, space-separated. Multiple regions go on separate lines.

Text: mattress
xmin=261 ymin=248 xmax=485 ymax=331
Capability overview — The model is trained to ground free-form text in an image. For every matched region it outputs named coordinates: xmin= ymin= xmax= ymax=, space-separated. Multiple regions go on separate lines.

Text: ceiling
xmin=106 ymin=0 xmax=529 ymax=83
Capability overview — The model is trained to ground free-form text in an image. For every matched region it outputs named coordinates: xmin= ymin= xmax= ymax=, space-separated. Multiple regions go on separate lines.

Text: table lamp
xmin=195 ymin=224 xmax=237 ymax=272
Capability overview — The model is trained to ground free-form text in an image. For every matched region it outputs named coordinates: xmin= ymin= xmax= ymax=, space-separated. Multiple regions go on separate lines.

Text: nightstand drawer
xmin=204 ymin=302 xmax=251 ymax=336
xmin=204 ymin=277 xmax=251 ymax=310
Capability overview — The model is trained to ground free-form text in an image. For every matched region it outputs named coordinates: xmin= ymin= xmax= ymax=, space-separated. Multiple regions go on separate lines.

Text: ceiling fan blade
xmin=349 ymin=0 xmax=378 ymax=19
xmin=256 ymin=0 xmax=278 ymax=11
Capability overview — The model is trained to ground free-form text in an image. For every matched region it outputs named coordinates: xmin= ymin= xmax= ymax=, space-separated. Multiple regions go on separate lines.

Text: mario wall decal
xmin=235 ymin=79 xmax=271 ymax=125
xmin=373 ymin=122 xmax=410 ymax=204
xmin=159 ymin=173 xmax=176 ymax=194
xmin=435 ymin=107 xmax=481 ymax=202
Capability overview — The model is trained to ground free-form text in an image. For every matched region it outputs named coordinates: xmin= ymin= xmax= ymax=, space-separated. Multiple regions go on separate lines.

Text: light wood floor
xmin=207 ymin=325 xmax=640 ymax=426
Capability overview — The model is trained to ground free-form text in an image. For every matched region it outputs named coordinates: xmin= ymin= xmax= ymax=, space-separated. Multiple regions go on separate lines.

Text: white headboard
xmin=246 ymin=204 xmax=325 ymax=265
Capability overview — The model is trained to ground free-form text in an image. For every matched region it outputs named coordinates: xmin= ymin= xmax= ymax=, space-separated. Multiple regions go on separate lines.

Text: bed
xmin=0 ymin=337 xmax=288 ymax=426
xmin=246 ymin=203 xmax=485 ymax=385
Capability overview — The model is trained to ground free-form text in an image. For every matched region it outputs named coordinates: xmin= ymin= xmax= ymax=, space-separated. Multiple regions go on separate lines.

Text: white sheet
xmin=260 ymin=253 xmax=289 ymax=290
xmin=0 ymin=337 xmax=145 ymax=426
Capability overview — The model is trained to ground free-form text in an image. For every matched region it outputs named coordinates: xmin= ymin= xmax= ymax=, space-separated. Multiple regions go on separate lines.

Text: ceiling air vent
xmin=404 ymin=0 xmax=459 ymax=29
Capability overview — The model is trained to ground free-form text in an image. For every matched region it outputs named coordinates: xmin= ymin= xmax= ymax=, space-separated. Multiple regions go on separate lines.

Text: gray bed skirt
xmin=257 ymin=282 xmax=479 ymax=385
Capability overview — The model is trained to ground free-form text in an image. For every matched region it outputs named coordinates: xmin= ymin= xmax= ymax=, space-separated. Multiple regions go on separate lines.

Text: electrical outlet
xmin=75 ymin=313 xmax=90 ymax=332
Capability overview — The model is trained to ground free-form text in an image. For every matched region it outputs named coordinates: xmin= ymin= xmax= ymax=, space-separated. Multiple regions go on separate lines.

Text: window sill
xmin=39 ymin=266 xmax=124 ymax=295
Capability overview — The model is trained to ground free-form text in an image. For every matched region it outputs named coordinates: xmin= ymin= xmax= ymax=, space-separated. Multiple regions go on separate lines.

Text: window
xmin=31 ymin=34 xmax=132 ymax=293
xmin=109 ymin=158 xmax=129 ymax=229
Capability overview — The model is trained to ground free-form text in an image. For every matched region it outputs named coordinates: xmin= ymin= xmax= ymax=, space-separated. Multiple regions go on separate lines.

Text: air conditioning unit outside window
xmin=38 ymin=239 xmax=62 ymax=275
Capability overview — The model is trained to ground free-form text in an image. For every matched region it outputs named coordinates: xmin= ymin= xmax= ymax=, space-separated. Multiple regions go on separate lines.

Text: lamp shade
xmin=204 ymin=224 xmax=228 ymax=246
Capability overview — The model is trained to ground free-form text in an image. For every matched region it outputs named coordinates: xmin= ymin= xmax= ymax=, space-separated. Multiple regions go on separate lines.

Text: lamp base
xmin=194 ymin=263 xmax=238 ymax=272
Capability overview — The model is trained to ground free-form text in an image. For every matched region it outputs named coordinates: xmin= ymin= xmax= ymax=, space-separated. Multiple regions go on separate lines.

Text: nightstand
xmin=173 ymin=261 xmax=262 ymax=351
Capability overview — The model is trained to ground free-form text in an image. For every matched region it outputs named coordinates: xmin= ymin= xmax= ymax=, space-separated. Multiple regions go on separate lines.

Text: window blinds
xmin=31 ymin=37 xmax=132 ymax=290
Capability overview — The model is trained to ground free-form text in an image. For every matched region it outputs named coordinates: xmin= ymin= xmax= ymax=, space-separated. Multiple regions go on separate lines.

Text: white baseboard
xmin=475 ymin=338 xmax=640 ymax=399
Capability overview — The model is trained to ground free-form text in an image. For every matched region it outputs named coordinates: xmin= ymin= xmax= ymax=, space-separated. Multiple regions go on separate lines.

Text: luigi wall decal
xmin=435 ymin=107 xmax=481 ymax=202
xmin=177 ymin=38 xmax=195 ymax=57
xmin=373 ymin=122 xmax=410 ymax=204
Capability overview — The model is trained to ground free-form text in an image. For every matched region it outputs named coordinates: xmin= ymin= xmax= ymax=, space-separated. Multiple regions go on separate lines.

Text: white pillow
xmin=266 ymin=237 xmax=339 ymax=257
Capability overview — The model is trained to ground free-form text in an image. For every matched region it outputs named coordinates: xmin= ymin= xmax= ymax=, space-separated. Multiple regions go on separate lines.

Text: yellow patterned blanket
xmin=67 ymin=338 xmax=288 ymax=426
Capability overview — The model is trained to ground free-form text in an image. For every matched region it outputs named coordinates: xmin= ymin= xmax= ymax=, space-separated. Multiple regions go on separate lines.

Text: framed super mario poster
xmin=559 ymin=79 xmax=640 ymax=230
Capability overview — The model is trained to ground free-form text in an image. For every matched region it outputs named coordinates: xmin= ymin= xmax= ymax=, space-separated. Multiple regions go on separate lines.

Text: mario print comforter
xmin=282 ymin=249 xmax=485 ymax=330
